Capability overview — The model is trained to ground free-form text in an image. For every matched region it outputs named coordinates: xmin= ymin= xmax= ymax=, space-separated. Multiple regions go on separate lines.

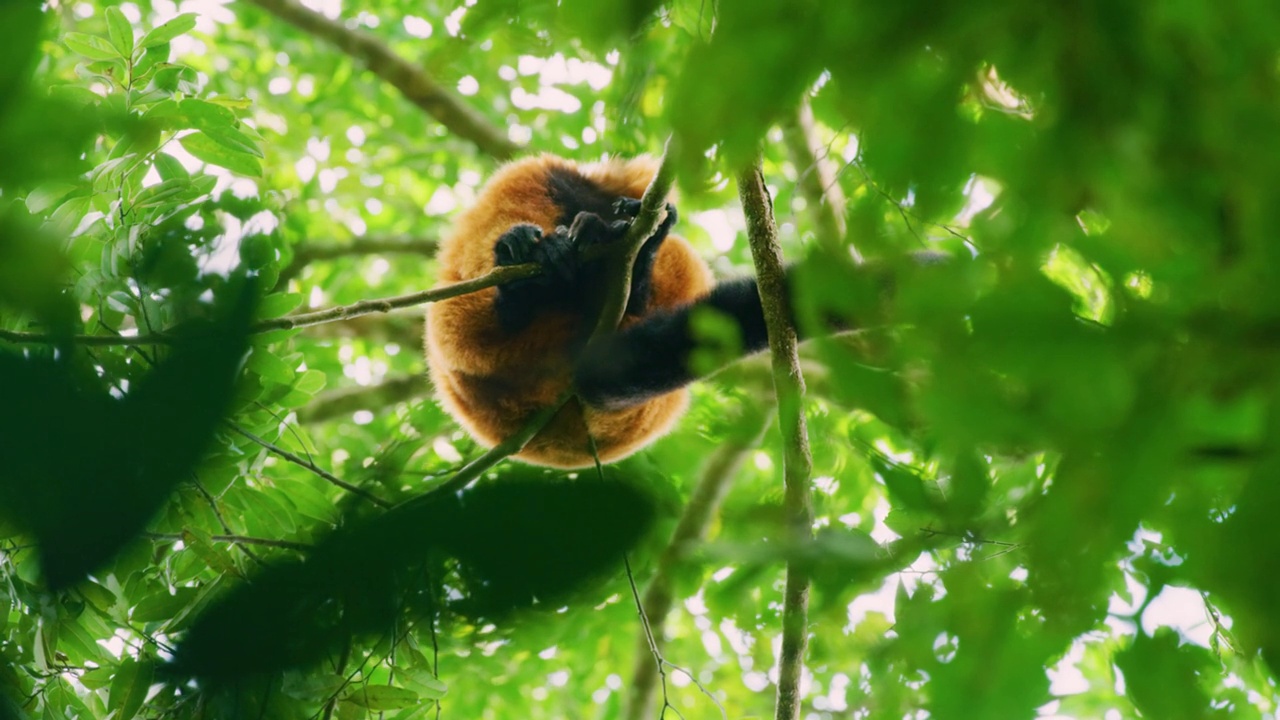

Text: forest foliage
xmin=1 ymin=0 xmax=1279 ymax=718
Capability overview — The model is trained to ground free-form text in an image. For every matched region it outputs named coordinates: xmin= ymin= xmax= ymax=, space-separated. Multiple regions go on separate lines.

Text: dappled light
xmin=0 ymin=1 xmax=1278 ymax=719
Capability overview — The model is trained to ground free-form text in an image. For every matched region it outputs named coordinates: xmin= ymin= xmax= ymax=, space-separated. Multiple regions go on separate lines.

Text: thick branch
xmin=623 ymin=407 xmax=772 ymax=720
xmin=279 ymin=235 xmax=439 ymax=284
xmin=240 ymin=0 xmax=518 ymax=160
xmin=782 ymin=97 xmax=857 ymax=261
xmin=737 ymin=157 xmax=814 ymax=720
xmin=590 ymin=138 xmax=677 ymax=336
xmin=296 ymin=373 xmax=430 ymax=424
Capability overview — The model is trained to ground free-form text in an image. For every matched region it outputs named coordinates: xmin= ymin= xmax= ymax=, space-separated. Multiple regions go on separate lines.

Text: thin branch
xmin=624 ymin=406 xmax=771 ymax=720
xmin=0 ymin=262 xmax=542 ymax=346
xmin=622 ymin=555 xmax=723 ymax=720
xmin=254 ymin=262 xmax=540 ymax=334
xmin=143 ymin=532 xmax=310 ymax=552
xmin=0 ymin=327 xmax=172 ymax=346
xmin=737 ymin=156 xmax=814 ymax=720
xmin=230 ymin=423 xmax=392 ymax=509
xmin=190 ymin=475 xmax=267 ymax=566
xmin=782 ymin=96 xmax=857 ymax=261
xmin=279 ymin=235 xmax=440 ymax=284
xmin=239 ymin=0 xmax=518 ymax=160
xmin=296 ymin=373 xmax=430 ymax=424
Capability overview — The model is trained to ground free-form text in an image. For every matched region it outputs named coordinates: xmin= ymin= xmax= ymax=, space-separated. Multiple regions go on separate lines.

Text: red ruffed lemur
xmin=426 ymin=155 xmax=779 ymax=469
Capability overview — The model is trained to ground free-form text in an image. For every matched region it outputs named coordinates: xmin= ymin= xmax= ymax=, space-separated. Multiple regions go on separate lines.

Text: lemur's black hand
xmin=493 ymin=224 xmax=578 ymax=333
xmin=494 ymin=224 xmax=576 ymax=282
xmin=569 ymin=211 xmax=630 ymax=250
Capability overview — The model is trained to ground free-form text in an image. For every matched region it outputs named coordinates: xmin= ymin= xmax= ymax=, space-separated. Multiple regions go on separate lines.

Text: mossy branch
xmin=590 ymin=137 xmax=677 ymax=336
xmin=737 ymin=156 xmax=814 ymax=720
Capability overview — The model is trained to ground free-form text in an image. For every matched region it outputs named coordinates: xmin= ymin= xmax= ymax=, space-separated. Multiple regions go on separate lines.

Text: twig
xmin=143 ymin=532 xmax=310 ymax=552
xmin=239 ymin=0 xmax=518 ymax=160
xmin=229 ymin=423 xmax=392 ymax=509
xmin=623 ymin=406 xmax=770 ymax=720
xmin=0 ymin=262 xmax=542 ymax=346
xmin=622 ymin=555 xmax=723 ymax=720
xmin=254 ymin=263 xmax=540 ymax=333
xmin=737 ymin=156 xmax=814 ymax=720
xmin=189 ymin=475 xmax=266 ymax=566
xmin=0 ymin=327 xmax=173 ymax=346
xmin=782 ymin=96 xmax=856 ymax=261
xmin=296 ymin=374 xmax=430 ymax=424
xmin=279 ymin=235 xmax=439 ymax=284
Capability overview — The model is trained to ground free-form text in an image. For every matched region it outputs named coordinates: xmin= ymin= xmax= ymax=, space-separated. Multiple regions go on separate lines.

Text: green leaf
xmin=139 ymin=13 xmax=197 ymax=49
xmin=344 ymin=685 xmax=420 ymax=711
xmin=134 ymin=41 xmax=169 ymax=79
xmin=247 ymin=346 xmax=296 ymax=384
xmin=131 ymin=586 xmax=200 ymax=623
xmin=257 ymin=292 xmax=304 ymax=319
xmin=107 ymin=657 xmax=152 ymax=720
xmin=78 ymin=665 xmax=114 ymax=690
xmin=105 ymin=7 xmax=134 ymax=58
xmin=89 ymin=154 xmax=136 ymax=192
xmin=48 ymin=83 xmax=102 ymax=106
xmin=153 ymin=151 xmax=189 ymax=182
xmin=64 ymin=32 xmax=120 ymax=61
xmin=24 ymin=182 xmax=78 ymax=215
xmin=293 ymin=369 xmax=327 ymax=395
xmin=131 ymin=178 xmax=194 ymax=209
xmin=400 ymin=669 xmax=448 ymax=700
xmin=178 ymin=97 xmax=238 ymax=130
xmin=190 ymin=174 xmax=217 ymax=195
xmin=277 ymin=477 xmax=339 ymax=524
xmin=203 ymin=125 xmax=264 ymax=158
xmin=179 ymin=131 xmax=261 ymax=177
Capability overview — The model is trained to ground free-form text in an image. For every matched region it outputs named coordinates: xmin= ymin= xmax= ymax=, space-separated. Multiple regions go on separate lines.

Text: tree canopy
xmin=1 ymin=0 xmax=1279 ymax=718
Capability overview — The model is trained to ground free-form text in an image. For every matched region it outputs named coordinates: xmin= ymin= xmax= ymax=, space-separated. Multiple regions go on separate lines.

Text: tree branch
xmin=255 ymin=262 xmax=542 ymax=333
xmin=240 ymin=0 xmax=518 ymax=160
xmin=591 ymin=137 xmax=678 ymax=336
xmin=782 ymin=96 xmax=858 ymax=261
xmin=0 ymin=262 xmax=543 ymax=347
xmin=230 ymin=423 xmax=392 ymax=509
xmin=737 ymin=157 xmax=814 ymax=720
xmin=623 ymin=406 xmax=772 ymax=720
xmin=279 ymin=235 xmax=440 ymax=284
xmin=296 ymin=373 xmax=430 ymax=424
xmin=144 ymin=532 xmax=310 ymax=552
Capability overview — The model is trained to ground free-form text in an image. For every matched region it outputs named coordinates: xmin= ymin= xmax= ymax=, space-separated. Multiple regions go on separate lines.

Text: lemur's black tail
xmin=573 ymin=252 xmax=942 ymax=409
xmin=573 ymin=275 xmax=774 ymax=410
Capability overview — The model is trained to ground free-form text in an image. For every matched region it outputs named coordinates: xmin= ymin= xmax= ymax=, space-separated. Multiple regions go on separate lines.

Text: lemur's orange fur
xmin=426 ymin=155 xmax=713 ymax=468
